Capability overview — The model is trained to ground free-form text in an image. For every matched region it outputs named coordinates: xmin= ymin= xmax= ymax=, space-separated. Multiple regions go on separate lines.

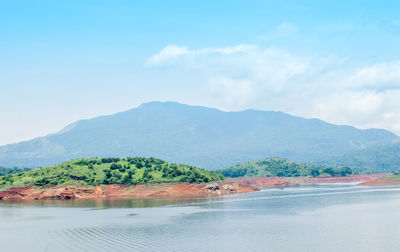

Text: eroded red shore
xmin=0 ymin=182 xmax=258 ymax=200
xmin=2 ymin=174 xmax=396 ymax=201
xmin=360 ymin=177 xmax=400 ymax=186
xmin=229 ymin=174 xmax=388 ymax=187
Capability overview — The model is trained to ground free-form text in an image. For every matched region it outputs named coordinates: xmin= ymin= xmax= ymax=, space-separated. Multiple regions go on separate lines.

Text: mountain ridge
xmin=0 ymin=101 xmax=398 ymax=169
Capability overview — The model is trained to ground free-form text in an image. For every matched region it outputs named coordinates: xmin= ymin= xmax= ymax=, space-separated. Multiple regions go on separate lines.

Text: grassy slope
xmin=0 ymin=157 xmax=223 ymax=188
xmin=217 ymin=157 xmax=353 ymax=178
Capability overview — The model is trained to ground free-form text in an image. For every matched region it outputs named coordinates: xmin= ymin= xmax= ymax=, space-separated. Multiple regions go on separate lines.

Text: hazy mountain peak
xmin=0 ymin=102 xmax=398 ymax=169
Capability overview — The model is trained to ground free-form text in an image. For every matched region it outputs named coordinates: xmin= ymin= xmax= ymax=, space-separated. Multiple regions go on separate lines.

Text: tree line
xmin=217 ymin=157 xmax=354 ymax=178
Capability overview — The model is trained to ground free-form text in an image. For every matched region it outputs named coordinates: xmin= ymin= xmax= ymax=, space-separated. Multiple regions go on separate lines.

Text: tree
xmin=311 ymin=168 xmax=321 ymax=177
xmin=121 ymin=174 xmax=131 ymax=184
xmin=110 ymin=163 xmax=122 ymax=170
xmin=338 ymin=166 xmax=352 ymax=176
xmin=323 ymin=167 xmax=336 ymax=176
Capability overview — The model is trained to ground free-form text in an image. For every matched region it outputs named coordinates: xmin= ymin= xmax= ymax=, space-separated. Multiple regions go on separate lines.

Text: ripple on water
xmin=50 ymin=225 xmax=187 ymax=252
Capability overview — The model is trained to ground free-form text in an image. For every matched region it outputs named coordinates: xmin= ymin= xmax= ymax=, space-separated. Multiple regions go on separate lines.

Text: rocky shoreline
xmin=0 ymin=182 xmax=258 ymax=201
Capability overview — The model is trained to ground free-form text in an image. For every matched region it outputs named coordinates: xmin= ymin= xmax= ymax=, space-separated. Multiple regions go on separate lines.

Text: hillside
xmin=321 ymin=143 xmax=400 ymax=173
xmin=217 ymin=157 xmax=353 ymax=178
xmin=0 ymin=157 xmax=223 ymax=188
xmin=0 ymin=101 xmax=398 ymax=169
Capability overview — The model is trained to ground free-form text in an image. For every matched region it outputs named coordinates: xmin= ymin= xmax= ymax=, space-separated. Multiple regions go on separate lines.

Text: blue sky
xmin=1 ymin=0 xmax=400 ymax=145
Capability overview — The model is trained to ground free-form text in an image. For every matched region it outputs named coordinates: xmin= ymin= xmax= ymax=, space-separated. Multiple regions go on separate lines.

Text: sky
xmin=1 ymin=0 xmax=400 ymax=145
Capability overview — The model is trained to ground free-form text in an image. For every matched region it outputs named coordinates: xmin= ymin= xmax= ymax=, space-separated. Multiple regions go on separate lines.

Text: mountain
xmin=321 ymin=143 xmax=400 ymax=173
xmin=216 ymin=157 xmax=353 ymax=178
xmin=0 ymin=101 xmax=398 ymax=169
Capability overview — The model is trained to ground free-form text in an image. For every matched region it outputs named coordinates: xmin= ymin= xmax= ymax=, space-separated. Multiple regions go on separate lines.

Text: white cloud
xmin=312 ymin=90 xmax=400 ymax=135
xmin=147 ymin=44 xmax=313 ymax=83
xmin=312 ymin=91 xmax=383 ymax=125
xmin=347 ymin=61 xmax=400 ymax=90
xmin=146 ymin=44 xmax=400 ymax=135
xmin=208 ymin=76 xmax=255 ymax=109
xmin=145 ymin=44 xmax=258 ymax=66
xmin=146 ymin=45 xmax=190 ymax=65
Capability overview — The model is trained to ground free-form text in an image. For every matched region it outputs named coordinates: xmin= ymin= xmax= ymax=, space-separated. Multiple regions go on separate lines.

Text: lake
xmin=1 ymin=183 xmax=400 ymax=252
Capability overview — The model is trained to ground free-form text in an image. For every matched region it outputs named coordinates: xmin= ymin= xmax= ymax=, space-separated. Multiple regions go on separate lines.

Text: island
xmin=0 ymin=157 xmax=258 ymax=200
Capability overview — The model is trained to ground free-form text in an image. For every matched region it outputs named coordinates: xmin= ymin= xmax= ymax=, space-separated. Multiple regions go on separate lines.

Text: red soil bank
xmin=360 ymin=177 xmax=400 ymax=186
xmin=229 ymin=174 xmax=388 ymax=188
xmin=228 ymin=177 xmax=300 ymax=187
xmin=303 ymin=174 xmax=387 ymax=184
xmin=0 ymin=182 xmax=258 ymax=201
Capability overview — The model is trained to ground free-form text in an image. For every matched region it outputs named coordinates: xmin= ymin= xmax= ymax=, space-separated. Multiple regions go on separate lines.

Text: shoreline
xmin=0 ymin=182 xmax=258 ymax=201
xmin=2 ymin=174 xmax=398 ymax=201
xmin=228 ymin=174 xmax=389 ymax=187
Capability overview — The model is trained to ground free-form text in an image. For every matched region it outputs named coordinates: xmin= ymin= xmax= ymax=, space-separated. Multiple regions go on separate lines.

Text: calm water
xmin=1 ymin=184 xmax=400 ymax=252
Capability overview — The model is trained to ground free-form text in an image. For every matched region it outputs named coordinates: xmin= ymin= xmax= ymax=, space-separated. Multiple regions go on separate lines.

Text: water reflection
xmin=0 ymin=197 xmax=213 ymax=209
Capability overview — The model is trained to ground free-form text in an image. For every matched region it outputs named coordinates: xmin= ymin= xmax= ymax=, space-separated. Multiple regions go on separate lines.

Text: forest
xmin=0 ymin=157 xmax=223 ymax=187
xmin=217 ymin=157 xmax=353 ymax=178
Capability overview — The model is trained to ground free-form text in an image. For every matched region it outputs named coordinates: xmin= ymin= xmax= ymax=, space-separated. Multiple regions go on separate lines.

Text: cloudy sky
xmin=1 ymin=0 xmax=400 ymax=145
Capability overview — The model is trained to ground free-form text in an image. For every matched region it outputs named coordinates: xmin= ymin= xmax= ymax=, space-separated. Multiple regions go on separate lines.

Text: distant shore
xmin=0 ymin=182 xmax=258 ymax=201
xmin=359 ymin=174 xmax=400 ymax=186
xmin=228 ymin=174 xmax=389 ymax=187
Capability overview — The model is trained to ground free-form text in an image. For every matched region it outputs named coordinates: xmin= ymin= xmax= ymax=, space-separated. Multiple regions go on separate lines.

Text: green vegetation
xmin=217 ymin=157 xmax=354 ymax=178
xmin=0 ymin=157 xmax=223 ymax=187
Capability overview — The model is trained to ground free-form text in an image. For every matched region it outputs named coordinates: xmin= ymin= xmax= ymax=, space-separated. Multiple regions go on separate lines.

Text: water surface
xmin=1 ymin=184 xmax=400 ymax=252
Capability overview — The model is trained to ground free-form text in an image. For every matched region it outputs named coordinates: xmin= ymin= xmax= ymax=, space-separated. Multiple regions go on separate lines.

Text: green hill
xmin=217 ymin=157 xmax=353 ymax=178
xmin=0 ymin=157 xmax=223 ymax=187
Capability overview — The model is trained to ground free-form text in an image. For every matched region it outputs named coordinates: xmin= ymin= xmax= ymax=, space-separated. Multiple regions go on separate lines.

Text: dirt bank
xmin=360 ymin=175 xmax=400 ymax=186
xmin=303 ymin=174 xmax=387 ymax=184
xmin=228 ymin=177 xmax=300 ymax=187
xmin=0 ymin=182 xmax=258 ymax=201
xmin=229 ymin=174 xmax=387 ymax=188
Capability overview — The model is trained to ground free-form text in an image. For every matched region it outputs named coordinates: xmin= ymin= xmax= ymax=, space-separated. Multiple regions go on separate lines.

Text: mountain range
xmin=0 ymin=101 xmax=399 ymax=170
